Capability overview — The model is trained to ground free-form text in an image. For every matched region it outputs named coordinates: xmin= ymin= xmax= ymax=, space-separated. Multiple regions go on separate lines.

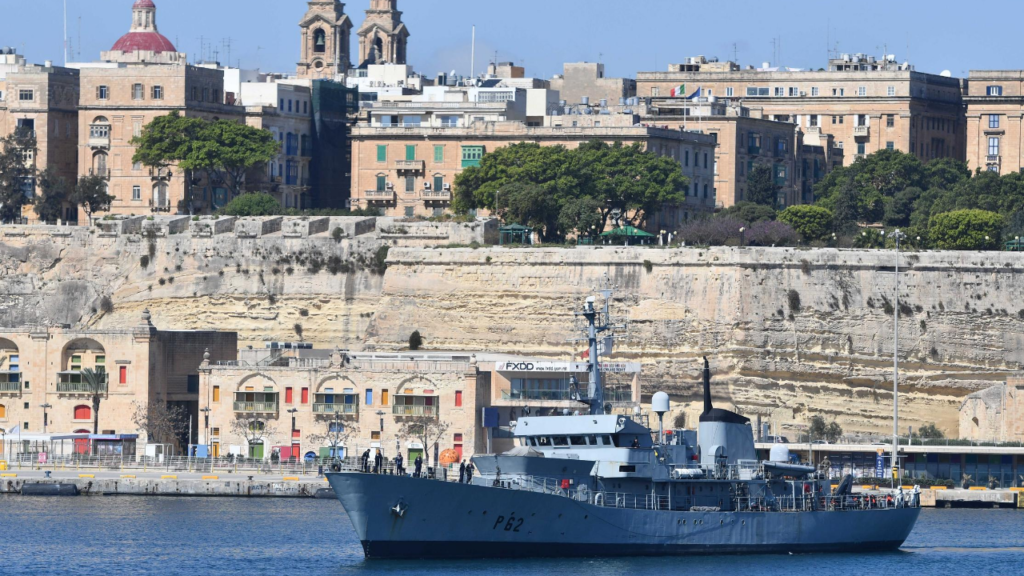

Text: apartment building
xmin=241 ymin=82 xmax=314 ymax=210
xmin=644 ymin=100 xmax=842 ymax=207
xmin=0 ymin=310 xmax=236 ymax=452
xmin=0 ymin=50 xmax=80 ymax=223
xmin=964 ymin=71 xmax=1024 ymax=174
xmin=350 ymin=117 xmax=717 ymax=220
xmin=73 ymin=0 xmax=241 ymax=217
xmin=637 ymin=54 xmax=965 ymax=166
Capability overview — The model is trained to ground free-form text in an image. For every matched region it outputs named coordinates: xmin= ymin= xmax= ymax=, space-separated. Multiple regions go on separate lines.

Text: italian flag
xmin=670 ymin=84 xmax=686 ymax=97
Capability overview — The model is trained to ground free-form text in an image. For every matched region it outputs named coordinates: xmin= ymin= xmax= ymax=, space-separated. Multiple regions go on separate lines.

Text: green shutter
xmin=434 ymin=176 xmax=444 ymax=192
xmin=376 ymin=175 xmax=386 ymax=191
xmin=376 ymin=145 xmax=387 ymax=163
xmin=406 ymin=145 xmax=416 ymax=161
xmin=461 ymin=145 xmax=484 ymax=168
xmin=434 ymin=145 xmax=444 ymax=163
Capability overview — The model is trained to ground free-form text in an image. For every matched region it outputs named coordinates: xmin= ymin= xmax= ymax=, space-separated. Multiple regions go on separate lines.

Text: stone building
xmin=637 ymin=54 xmax=965 ymax=166
xmin=549 ymin=62 xmax=636 ymax=108
xmin=241 ymin=82 xmax=315 ymax=211
xmin=963 ymin=71 xmax=1024 ymax=174
xmin=0 ymin=311 xmax=237 ymax=453
xmin=73 ymin=0 xmax=242 ymax=217
xmin=644 ymin=100 xmax=843 ymax=208
xmin=357 ymin=0 xmax=409 ymax=68
xmin=197 ymin=351 xmax=484 ymax=462
xmin=350 ymin=120 xmax=717 ymax=220
xmin=0 ymin=51 xmax=80 ymax=223
xmin=959 ymin=376 xmax=1024 ymax=443
xmin=296 ymin=0 xmax=353 ymax=80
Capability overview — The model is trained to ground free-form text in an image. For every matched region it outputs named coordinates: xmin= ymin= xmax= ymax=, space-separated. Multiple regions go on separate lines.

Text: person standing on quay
xmin=414 ymin=455 xmax=423 ymax=477
xmin=466 ymin=461 xmax=475 ymax=484
xmin=362 ymin=449 xmax=370 ymax=473
xmin=459 ymin=460 xmax=466 ymax=483
xmin=374 ymin=449 xmax=383 ymax=474
xmin=396 ymin=453 xmax=404 ymax=476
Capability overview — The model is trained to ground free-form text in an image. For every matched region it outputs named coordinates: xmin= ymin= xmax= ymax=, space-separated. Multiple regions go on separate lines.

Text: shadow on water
xmin=1 ymin=497 xmax=1021 ymax=576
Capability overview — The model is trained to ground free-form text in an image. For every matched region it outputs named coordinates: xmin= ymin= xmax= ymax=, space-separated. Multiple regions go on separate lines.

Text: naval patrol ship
xmin=327 ymin=292 xmax=921 ymax=559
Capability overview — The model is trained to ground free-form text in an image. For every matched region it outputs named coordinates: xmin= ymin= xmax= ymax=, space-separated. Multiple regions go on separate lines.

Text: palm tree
xmin=80 ymin=368 xmax=106 ymax=437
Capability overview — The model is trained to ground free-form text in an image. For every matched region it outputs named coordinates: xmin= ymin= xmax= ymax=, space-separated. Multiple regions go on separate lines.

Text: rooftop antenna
xmin=470 ymin=25 xmax=476 ymax=79
xmin=732 ymin=42 xmax=738 ymax=63
xmin=223 ymin=37 xmax=233 ymax=68
xmin=63 ymin=0 xmax=68 ymax=66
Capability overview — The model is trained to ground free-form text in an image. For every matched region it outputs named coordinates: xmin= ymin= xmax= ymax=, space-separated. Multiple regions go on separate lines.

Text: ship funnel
xmin=702 ymin=357 xmax=712 ymax=413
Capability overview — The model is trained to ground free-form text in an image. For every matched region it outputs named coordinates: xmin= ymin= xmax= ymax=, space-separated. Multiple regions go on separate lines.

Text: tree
xmin=33 ymin=168 xmax=72 ymax=223
xmin=0 ymin=132 xmax=36 ymax=223
xmin=717 ymin=201 xmax=776 ymax=225
xmin=745 ymin=164 xmax=779 ymax=208
xmin=219 ymin=192 xmax=282 ymax=216
xmin=831 ymin=178 xmax=862 ymax=236
xmin=80 ymin=368 xmax=106 ymax=438
xmin=778 ymin=205 xmax=833 ymax=241
xmin=399 ymin=416 xmax=450 ymax=468
xmin=409 ymin=330 xmax=423 ymax=350
xmin=808 ymin=415 xmax=843 ymax=443
xmin=914 ymin=423 xmax=945 ymax=440
xmin=73 ymin=174 xmax=114 ymax=225
xmin=131 ymin=112 xmax=206 ymax=213
xmin=230 ymin=414 xmax=278 ymax=459
xmin=929 ymin=209 xmax=1004 ymax=250
xmin=743 ymin=220 xmax=797 ymax=247
xmin=495 ymin=182 xmax=559 ymax=239
xmin=131 ymin=401 xmax=188 ymax=450
xmin=556 ymin=196 xmax=604 ymax=239
xmin=307 ymin=416 xmax=350 ymax=461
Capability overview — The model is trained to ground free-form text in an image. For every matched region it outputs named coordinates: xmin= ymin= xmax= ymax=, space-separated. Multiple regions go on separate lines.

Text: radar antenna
xmin=567 ymin=281 xmax=628 ymax=415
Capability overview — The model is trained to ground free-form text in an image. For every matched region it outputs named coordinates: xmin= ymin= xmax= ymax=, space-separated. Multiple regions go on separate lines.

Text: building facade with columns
xmin=0 ymin=311 xmax=237 ymax=456
xmin=357 ymin=0 xmax=409 ymax=68
xmin=197 ymin=351 xmax=486 ymax=463
xmin=636 ymin=54 xmax=965 ymax=166
xmin=296 ymin=0 xmax=353 ymax=80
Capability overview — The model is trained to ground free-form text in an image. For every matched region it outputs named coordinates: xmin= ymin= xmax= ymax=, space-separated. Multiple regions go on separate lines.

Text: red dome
xmin=111 ymin=31 xmax=176 ymax=54
xmin=133 ymin=0 xmax=156 ymax=7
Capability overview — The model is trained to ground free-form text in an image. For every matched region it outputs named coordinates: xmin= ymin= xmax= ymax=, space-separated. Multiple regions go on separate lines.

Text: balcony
xmin=747 ymin=145 xmax=761 ymax=155
xmin=313 ymin=403 xmax=358 ymax=415
xmin=394 ymin=159 xmax=425 ymax=172
xmin=88 ymin=168 xmax=110 ymax=178
xmin=56 ymin=372 xmax=108 ymax=394
xmin=422 ymin=190 xmax=451 ymax=201
xmin=88 ymin=136 xmax=110 ymax=149
xmin=233 ymin=401 xmax=279 ymax=414
xmin=987 ymin=155 xmax=1001 ymax=164
xmin=853 ymin=125 xmax=870 ymax=137
xmin=392 ymin=404 xmax=439 ymax=418
xmin=502 ymin=389 xmax=581 ymax=402
xmin=364 ymin=189 xmax=395 ymax=202
xmin=14 ymin=128 xmax=36 ymax=140
xmin=0 ymin=379 xmax=21 ymax=393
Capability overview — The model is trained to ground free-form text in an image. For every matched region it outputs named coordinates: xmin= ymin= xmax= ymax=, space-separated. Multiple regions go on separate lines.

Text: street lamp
xmin=40 ymin=403 xmax=52 ymax=434
xmin=887 ymin=228 xmax=907 ymax=489
xmin=200 ymin=407 xmax=211 ymax=447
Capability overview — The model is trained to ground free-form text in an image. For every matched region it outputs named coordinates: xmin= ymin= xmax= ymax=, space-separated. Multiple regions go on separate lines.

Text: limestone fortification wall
xmin=3 ymin=224 xmax=1022 ymax=436
xmin=369 ymin=246 xmax=1024 ymax=437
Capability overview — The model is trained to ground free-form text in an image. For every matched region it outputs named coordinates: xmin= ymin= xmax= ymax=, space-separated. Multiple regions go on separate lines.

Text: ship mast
xmin=575 ymin=290 xmax=617 ymax=416
xmin=889 ymin=229 xmax=906 ymax=489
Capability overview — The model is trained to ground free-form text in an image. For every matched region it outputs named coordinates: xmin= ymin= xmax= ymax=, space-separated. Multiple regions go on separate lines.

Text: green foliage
xmin=717 ymin=201 xmax=776 ymax=225
xmin=809 ymin=415 xmax=843 ymax=443
xmin=929 ymin=209 xmax=1004 ymax=250
xmin=778 ymin=205 xmax=833 ymax=241
xmin=914 ymin=423 xmax=945 ymax=440
xmin=453 ymin=140 xmax=687 ymax=240
xmin=409 ymin=330 xmax=423 ymax=350
xmin=33 ymin=168 xmax=72 ymax=223
xmin=0 ymin=133 xmax=36 ymax=222
xmin=73 ymin=174 xmax=114 ymax=224
xmin=745 ymin=164 xmax=779 ymax=208
xmin=218 ymin=193 xmax=281 ymax=217
xmin=556 ymin=196 xmax=604 ymax=239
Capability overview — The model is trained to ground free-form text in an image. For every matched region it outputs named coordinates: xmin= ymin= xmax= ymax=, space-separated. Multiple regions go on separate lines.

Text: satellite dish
xmin=940 ymin=70 xmax=952 ymax=77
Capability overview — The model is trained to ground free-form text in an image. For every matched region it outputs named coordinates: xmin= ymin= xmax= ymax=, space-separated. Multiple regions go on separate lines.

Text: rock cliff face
xmin=3 ymin=226 xmax=1022 ymax=437
xmin=369 ymin=247 xmax=1024 ymax=437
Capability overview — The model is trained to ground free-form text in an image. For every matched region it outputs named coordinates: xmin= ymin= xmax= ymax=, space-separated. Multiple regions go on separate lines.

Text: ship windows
xmin=587 ymin=435 xmax=597 ymax=445
xmin=553 ymin=436 xmax=569 ymax=446
xmin=602 ymin=435 xmax=613 ymax=445
xmin=537 ymin=437 xmax=550 ymax=447
xmin=619 ymin=465 xmax=636 ymax=473
xmin=569 ymin=436 xmax=586 ymax=446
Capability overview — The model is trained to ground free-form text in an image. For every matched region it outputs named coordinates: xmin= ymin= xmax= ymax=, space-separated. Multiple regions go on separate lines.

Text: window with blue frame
xmin=286 ymin=161 xmax=298 ymax=185
xmin=989 ymin=115 xmax=1000 ymax=129
xmin=365 ymin=389 xmax=373 ymax=406
xmin=285 ymin=133 xmax=299 ymax=156
xmin=987 ymin=86 xmax=1003 ymax=96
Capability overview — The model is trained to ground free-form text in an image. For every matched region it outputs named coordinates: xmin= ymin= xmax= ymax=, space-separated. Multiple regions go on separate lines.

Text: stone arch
xmin=236 ymin=373 xmax=278 ymax=392
xmin=395 ymin=375 xmax=438 ymax=393
xmin=313 ymin=28 xmax=327 ymax=53
xmin=315 ymin=375 xmax=356 ymax=394
xmin=61 ymin=338 xmax=106 ymax=371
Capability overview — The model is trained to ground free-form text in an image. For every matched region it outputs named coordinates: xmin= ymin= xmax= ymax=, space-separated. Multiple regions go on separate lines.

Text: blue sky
xmin=1 ymin=0 xmax=1020 ymax=80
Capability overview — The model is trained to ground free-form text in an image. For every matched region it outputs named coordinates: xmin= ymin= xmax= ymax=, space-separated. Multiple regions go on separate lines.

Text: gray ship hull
xmin=327 ymin=472 xmax=922 ymax=559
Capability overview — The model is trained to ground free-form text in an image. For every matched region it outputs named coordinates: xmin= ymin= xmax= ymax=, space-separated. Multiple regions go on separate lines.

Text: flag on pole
xmin=686 ymin=87 xmax=702 ymax=100
xmin=669 ymin=84 xmax=686 ymax=97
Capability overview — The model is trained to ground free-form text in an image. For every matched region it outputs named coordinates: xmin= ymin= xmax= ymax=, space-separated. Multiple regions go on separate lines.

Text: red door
xmin=73 ymin=429 xmax=90 ymax=455
xmin=291 ymin=443 xmax=300 ymax=461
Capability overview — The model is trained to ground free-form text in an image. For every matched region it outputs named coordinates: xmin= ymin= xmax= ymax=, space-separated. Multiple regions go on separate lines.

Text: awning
xmin=600 ymin=226 xmax=656 ymax=238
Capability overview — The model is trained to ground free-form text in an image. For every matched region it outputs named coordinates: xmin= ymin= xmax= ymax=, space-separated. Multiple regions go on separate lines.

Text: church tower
xmin=297 ymin=1 xmax=353 ymax=79
xmin=357 ymin=0 xmax=410 ymax=67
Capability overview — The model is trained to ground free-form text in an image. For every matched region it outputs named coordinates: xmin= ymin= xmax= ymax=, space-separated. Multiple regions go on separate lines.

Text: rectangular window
xmin=886 ymin=115 xmax=895 ymax=128
xmin=365 ymin=389 xmax=373 ymax=406
xmin=857 ymin=142 xmax=866 ymax=155
xmin=989 ymin=137 xmax=1000 ymax=156
xmin=788 ymin=87 xmax=798 ymax=97
xmin=887 ymin=86 xmax=896 ymax=97
xmin=132 ymin=186 xmax=141 ymax=200
xmin=405 ymin=176 xmax=415 ymax=192
xmin=433 ymin=176 xmax=444 ymax=192
xmin=434 ymin=145 xmax=444 ymax=163
xmin=376 ymin=175 xmax=386 ymax=191
xmin=461 ymin=145 xmax=484 ymax=168
xmin=132 ymin=84 xmax=144 ymax=100
xmin=774 ymin=87 xmax=784 ymax=97
xmin=886 ymin=142 xmax=895 ymax=150
xmin=119 ymin=366 xmax=127 ymax=384
xmin=987 ymin=86 xmax=1003 ymax=96
xmin=725 ymin=87 xmax=734 ymax=97
xmin=381 ymin=390 xmax=389 ymax=406
xmin=301 ymin=388 xmax=309 ymax=404
xmin=405 ymin=145 xmax=416 ymax=161
xmin=857 ymin=86 xmax=866 ymax=96
xmin=133 ymin=121 xmax=142 ymax=138
xmin=809 ymin=115 xmax=818 ymax=127
xmin=213 ymin=386 xmax=220 ymax=402
xmin=811 ymin=87 xmax=819 ymax=96
xmin=97 ymin=86 xmax=109 ymax=100
xmin=684 ymin=149 xmax=689 ymax=166
xmin=285 ymin=387 xmax=294 ymax=404
xmin=832 ymin=88 xmax=845 ymax=97
xmin=152 ymin=85 xmax=163 ymax=100
xmin=455 ymin=391 xmax=463 ymax=407
xmin=989 ymin=115 xmax=1000 ymax=129
xmin=19 ymin=89 xmax=33 ymax=101
xmin=371 ymin=431 xmax=381 ymax=440
xmin=376 ymin=145 xmax=387 ymax=163
xmin=303 ymin=101 xmax=308 ymax=114
xmin=746 ymin=87 xmax=758 ymax=96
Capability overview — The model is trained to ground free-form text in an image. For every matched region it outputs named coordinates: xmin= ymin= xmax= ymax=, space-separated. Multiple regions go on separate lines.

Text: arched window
xmin=74 ymin=405 xmax=92 ymax=420
xmin=313 ymin=29 xmax=326 ymax=53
